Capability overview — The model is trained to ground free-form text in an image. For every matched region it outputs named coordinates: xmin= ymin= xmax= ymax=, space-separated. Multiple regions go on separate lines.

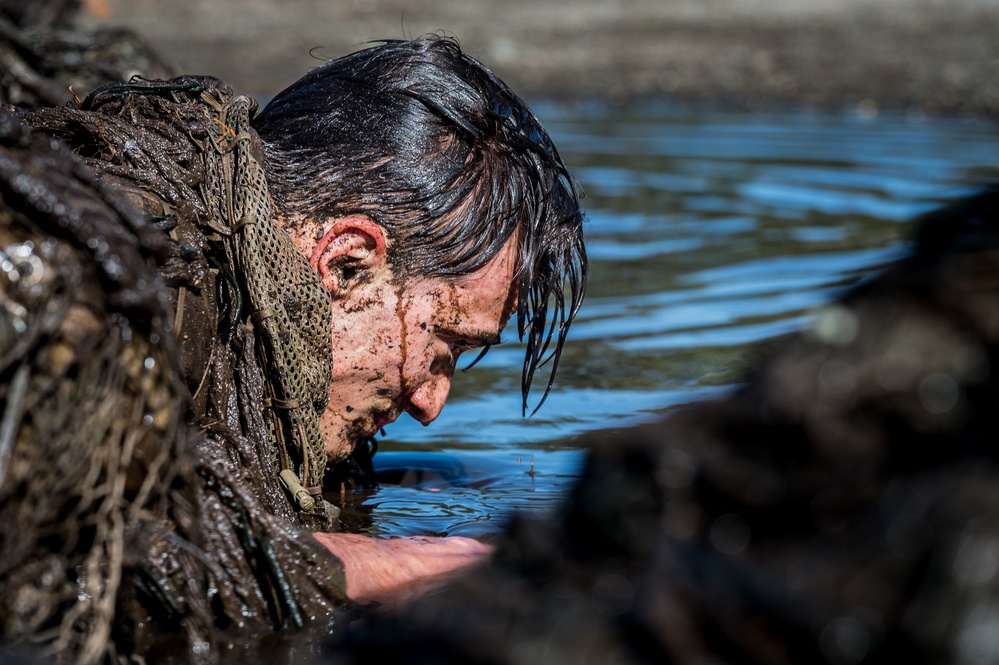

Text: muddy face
xmin=318 ymin=236 xmax=519 ymax=464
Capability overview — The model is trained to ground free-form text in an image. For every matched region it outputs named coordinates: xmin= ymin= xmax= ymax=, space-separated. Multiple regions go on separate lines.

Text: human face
xmin=319 ymin=237 xmax=520 ymax=463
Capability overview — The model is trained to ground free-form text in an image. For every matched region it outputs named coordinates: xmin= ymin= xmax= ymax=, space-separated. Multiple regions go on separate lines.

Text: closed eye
xmin=451 ymin=333 xmax=504 ymax=371
xmin=450 ymin=335 xmax=498 ymax=354
xmin=435 ymin=324 xmax=503 ymax=368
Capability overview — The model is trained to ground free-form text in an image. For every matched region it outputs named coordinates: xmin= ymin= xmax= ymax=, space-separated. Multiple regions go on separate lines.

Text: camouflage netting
xmin=0 ymin=93 xmax=349 ymax=664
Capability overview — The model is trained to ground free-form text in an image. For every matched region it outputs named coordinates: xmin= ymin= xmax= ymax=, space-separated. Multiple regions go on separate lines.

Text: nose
xmin=405 ymin=373 xmax=453 ymax=425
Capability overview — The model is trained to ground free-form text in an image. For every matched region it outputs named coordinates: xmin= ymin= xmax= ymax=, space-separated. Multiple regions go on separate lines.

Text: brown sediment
xmin=395 ymin=281 xmax=409 ymax=398
xmin=85 ymin=0 xmax=999 ymax=117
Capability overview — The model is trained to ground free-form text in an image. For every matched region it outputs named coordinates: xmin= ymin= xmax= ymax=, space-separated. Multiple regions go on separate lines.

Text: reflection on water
xmin=358 ymin=104 xmax=999 ymax=538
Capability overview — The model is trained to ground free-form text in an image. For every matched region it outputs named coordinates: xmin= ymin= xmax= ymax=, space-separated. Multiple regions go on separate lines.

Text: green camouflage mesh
xmin=199 ymin=89 xmax=335 ymax=524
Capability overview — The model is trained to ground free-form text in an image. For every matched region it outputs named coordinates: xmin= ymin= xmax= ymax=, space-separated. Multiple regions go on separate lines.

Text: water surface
xmin=358 ymin=104 xmax=999 ymax=538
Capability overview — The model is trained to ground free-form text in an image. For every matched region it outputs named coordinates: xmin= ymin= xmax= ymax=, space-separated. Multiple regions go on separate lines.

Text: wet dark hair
xmin=253 ymin=35 xmax=587 ymax=412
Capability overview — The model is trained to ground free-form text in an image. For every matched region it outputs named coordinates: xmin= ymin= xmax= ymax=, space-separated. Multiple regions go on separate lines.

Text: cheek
xmin=328 ymin=308 xmax=403 ymax=381
xmin=399 ymin=308 xmax=444 ymax=381
xmin=398 ymin=325 xmax=437 ymax=382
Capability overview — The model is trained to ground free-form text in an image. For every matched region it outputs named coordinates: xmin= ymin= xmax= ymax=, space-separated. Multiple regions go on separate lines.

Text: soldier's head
xmin=253 ymin=36 xmax=586 ymax=461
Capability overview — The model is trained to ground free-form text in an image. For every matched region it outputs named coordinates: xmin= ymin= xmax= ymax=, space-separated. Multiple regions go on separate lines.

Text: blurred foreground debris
xmin=0 ymin=0 xmax=170 ymax=108
xmin=332 ymin=189 xmax=999 ymax=664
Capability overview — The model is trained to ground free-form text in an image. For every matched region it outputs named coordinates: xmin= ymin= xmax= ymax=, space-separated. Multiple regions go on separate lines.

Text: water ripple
xmin=369 ymin=104 xmax=999 ymax=536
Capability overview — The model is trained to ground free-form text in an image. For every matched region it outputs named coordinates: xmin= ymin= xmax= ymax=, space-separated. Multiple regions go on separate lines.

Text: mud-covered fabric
xmin=0 ymin=105 xmax=348 ymax=664
xmin=20 ymin=75 xmax=339 ymax=530
xmin=0 ymin=0 xmax=173 ymax=109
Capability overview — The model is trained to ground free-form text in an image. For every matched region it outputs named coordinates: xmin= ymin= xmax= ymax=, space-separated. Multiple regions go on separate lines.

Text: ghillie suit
xmin=21 ymin=75 xmax=343 ymax=529
xmin=0 ymin=0 xmax=172 ymax=108
xmin=0 ymin=90 xmax=349 ymax=663
xmin=333 ymin=189 xmax=999 ymax=664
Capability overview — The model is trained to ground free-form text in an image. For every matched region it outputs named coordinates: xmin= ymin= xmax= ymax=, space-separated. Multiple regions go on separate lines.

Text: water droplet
xmin=887 ymin=513 xmax=933 ymax=561
xmin=661 ymin=498 xmax=699 ymax=539
xmin=786 ymin=557 xmax=821 ymax=596
xmin=811 ymin=489 xmax=851 ymax=533
xmin=957 ymin=601 xmax=999 ymax=664
xmin=811 ymin=305 xmax=859 ymax=346
xmin=710 ymin=514 xmax=751 ymax=554
xmin=875 ymin=343 xmax=922 ymax=390
xmin=658 ymin=448 xmax=695 ymax=489
xmin=820 ymin=616 xmax=871 ymax=665
xmin=919 ymin=373 xmax=959 ymax=413
xmin=856 ymin=98 xmax=879 ymax=120
xmin=819 ymin=359 xmax=857 ymax=397
xmin=953 ymin=525 xmax=999 ymax=586
xmin=591 ymin=573 xmax=634 ymax=616
xmin=953 ymin=341 xmax=989 ymax=383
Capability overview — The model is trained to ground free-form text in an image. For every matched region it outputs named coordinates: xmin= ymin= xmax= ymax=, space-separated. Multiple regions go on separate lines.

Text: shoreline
xmin=87 ymin=0 xmax=999 ymax=118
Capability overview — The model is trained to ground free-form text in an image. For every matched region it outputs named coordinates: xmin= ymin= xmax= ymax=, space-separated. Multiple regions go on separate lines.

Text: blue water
xmin=359 ymin=104 xmax=999 ymax=538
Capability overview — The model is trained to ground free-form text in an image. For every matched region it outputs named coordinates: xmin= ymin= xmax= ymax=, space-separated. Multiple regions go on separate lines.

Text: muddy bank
xmin=86 ymin=0 xmax=999 ymax=116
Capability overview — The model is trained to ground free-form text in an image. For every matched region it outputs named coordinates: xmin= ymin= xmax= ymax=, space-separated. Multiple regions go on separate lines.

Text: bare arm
xmin=312 ymin=532 xmax=493 ymax=606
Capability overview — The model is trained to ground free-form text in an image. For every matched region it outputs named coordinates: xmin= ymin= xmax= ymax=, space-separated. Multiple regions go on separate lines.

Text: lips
xmin=372 ymin=411 xmax=397 ymax=432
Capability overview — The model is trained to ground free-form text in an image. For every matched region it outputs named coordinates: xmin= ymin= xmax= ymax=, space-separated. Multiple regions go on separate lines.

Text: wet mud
xmin=88 ymin=0 xmax=999 ymax=116
xmin=0 ymin=56 xmax=351 ymax=665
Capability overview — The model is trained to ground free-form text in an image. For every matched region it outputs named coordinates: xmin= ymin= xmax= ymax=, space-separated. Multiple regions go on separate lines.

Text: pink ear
xmin=309 ymin=228 xmax=340 ymax=273
xmin=308 ymin=216 xmax=388 ymax=291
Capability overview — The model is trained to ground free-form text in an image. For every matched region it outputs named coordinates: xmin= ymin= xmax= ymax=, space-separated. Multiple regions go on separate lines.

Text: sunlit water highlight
xmin=358 ymin=104 xmax=999 ymax=538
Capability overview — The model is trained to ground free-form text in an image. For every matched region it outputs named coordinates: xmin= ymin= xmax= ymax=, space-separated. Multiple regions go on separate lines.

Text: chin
xmin=325 ymin=438 xmax=358 ymax=466
xmin=329 ymin=418 xmax=379 ymax=462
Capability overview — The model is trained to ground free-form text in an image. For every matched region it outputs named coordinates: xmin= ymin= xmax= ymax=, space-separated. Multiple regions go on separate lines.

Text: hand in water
xmin=313 ymin=532 xmax=493 ymax=608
